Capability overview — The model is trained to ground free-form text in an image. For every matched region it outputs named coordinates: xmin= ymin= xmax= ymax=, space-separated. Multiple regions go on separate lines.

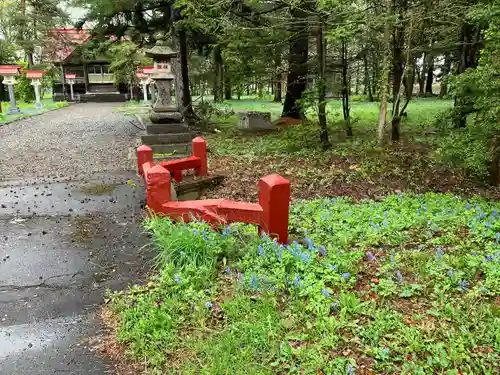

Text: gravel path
xmin=0 ymin=102 xmax=150 ymax=375
xmin=0 ymin=103 xmax=141 ymax=182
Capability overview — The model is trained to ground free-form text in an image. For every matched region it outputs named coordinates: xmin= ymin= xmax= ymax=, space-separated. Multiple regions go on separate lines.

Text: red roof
xmin=44 ymin=28 xmax=91 ymax=63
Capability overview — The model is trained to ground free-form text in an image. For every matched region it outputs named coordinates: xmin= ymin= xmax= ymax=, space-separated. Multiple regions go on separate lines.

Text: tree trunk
xmin=425 ymin=59 xmax=434 ymax=95
xmin=378 ymin=0 xmax=392 ymax=146
xmin=224 ymin=64 xmax=231 ymax=100
xmin=341 ymin=39 xmax=352 ymax=137
xmin=171 ymin=5 xmax=196 ymax=120
xmin=281 ymin=3 xmax=309 ymax=119
xmin=453 ymin=22 xmax=483 ymax=128
xmin=365 ymin=56 xmax=373 ymax=101
xmin=317 ymin=21 xmax=330 ymax=148
xmin=213 ymin=46 xmax=223 ymax=102
xmin=439 ymin=54 xmax=452 ymax=98
xmin=273 ymin=56 xmax=282 ymax=102
xmin=391 ymin=1 xmax=406 ymax=142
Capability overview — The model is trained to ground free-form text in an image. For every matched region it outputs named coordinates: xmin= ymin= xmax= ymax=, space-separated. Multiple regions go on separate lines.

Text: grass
xmin=104 ymin=97 xmax=500 ymax=374
xmin=0 ymin=98 xmax=68 ymax=124
xmin=108 ymin=194 xmax=499 ymax=374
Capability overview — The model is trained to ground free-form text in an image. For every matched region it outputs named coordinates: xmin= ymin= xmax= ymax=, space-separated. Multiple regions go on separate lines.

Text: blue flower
xmin=465 ymin=204 xmax=472 ymax=210
xmin=305 ymin=237 xmax=314 ymax=250
xmin=447 ymin=269 xmax=454 ymax=279
xmin=205 ymin=301 xmax=213 ymax=309
xmin=395 ymin=270 xmax=404 ymax=284
xmin=258 ymin=245 xmax=265 ymax=257
xmin=347 ymin=364 xmax=355 ymax=375
xmin=321 ymin=288 xmax=331 ymax=298
xmin=436 ymin=248 xmax=445 ymax=261
xmin=459 ymin=279 xmax=469 ymax=291
xmin=192 ymin=228 xmax=199 ymax=236
xmin=485 ymin=254 xmax=494 ymax=262
xmin=222 ymin=226 xmax=233 ymax=239
xmin=293 ymin=274 xmax=303 ymax=288
xmin=225 ymin=267 xmax=231 ymax=275
xmin=319 ymin=246 xmax=327 ymax=257
xmin=493 ymin=210 xmax=498 ymax=218
xmin=250 ymin=274 xmax=258 ymax=289
xmin=366 ymin=251 xmax=376 ymax=261
xmin=417 ymin=245 xmax=424 ymax=250
xmin=201 ymin=230 xmax=208 ymax=241
xmin=329 ymin=264 xmax=338 ymax=272
xmin=174 ymin=274 xmax=181 ymax=283
xmin=300 ymin=252 xmax=311 ymax=263
xmin=341 ymin=272 xmax=351 ymax=279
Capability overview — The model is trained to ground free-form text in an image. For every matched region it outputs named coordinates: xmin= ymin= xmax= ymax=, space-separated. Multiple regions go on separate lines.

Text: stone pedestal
xmin=6 ymin=83 xmax=20 ymax=114
xmin=238 ymin=111 xmax=274 ymax=131
xmin=31 ymin=80 xmax=43 ymax=109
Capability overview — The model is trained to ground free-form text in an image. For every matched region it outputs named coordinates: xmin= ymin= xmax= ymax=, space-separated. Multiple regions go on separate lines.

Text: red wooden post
xmin=172 ymin=170 xmax=183 ymax=182
xmin=146 ymin=165 xmax=171 ymax=212
xmin=137 ymin=145 xmax=153 ymax=176
xmin=192 ymin=137 xmax=208 ymax=176
xmin=258 ymin=174 xmax=290 ymax=244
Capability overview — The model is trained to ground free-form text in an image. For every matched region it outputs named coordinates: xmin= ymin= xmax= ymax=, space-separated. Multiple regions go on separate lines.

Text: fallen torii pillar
xmin=137 ymin=137 xmax=290 ymax=244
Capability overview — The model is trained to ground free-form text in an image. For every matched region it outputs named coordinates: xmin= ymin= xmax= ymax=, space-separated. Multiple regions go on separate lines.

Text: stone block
xmin=141 ymin=133 xmax=194 ymax=145
xmin=146 ymin=123 xmax=190 ymax=134
xmin=149 ymin=110 xmax=183 ymax=124
xmin=150 ymin=143 xmax=192 ymax=155
xmin=238 ymin=111 xmax=274 ymax=130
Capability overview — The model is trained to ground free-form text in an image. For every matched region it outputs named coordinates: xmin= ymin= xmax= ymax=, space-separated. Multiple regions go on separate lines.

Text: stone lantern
xmin=26 ymin=70 xmax=45 ymax=109
xmin=136 ymin=71 xmax=149 ymax=102
xmin=0 ymin=65 xmax=22 ymax=114
xmin=144 ymin=42 xmax=182 ymax=124
xmin=64 ymin=74 xmax=76 ymax=101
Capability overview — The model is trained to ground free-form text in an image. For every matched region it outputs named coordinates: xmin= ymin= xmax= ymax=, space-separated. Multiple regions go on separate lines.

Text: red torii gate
xmin=137 ymin=137 xmax=290 ymax=243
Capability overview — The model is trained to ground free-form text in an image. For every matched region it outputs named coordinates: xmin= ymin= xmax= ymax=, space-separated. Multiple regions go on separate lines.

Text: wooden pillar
xmin=83 ymin=63 xmax=89 ymax=94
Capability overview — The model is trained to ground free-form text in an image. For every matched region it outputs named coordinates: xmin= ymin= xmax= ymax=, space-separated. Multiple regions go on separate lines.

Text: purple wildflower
xmin=319 ymin=246 xmax=327 ymax=257
xmin=192 ymin=228 xmax=199 ymax=236
xmin=300 ymin=252 xmax=311 ymax=263
xmin=329 ymin=264 xmax=338 ymax=272
xmin=366 ymin=251 xmax=376 ymax=261
xmin=436 ymin=248 xmax=445 ymax=261
xmin=341 ymin=272 xmax=351 ymax=279
xmin=417 ymin=245 xmax=424 ymax=250
xmin=493 ymin=210 xmax=498 ymax=218
xmin=305 ymin=237 xmax=314 ymax=250
xmin=258 ymin=245 xmax=265 ymax=257
xmin=485 ymin=255 xmax=494 ymax=262
xmin=347 ymin=364 xmax=355 ymax=375
xmin=205 ymin=301 xmax=213 ymax=309
xmin=395 ymin=270 xmax=404 ymax=284
xmin=225 ymin=267 xmax=231 ymax=275
xmin=459 ymin=279 xmax=469 ymax=291
xmin=201 ymin=230 xmax=208 ymax=241
xmin=321 ymin=288 xmax=332 ymax=298
xmin=250 ymin=274 xmax=258 ymax=289
xmin=293 ymin=274 xmax=303 ymax=288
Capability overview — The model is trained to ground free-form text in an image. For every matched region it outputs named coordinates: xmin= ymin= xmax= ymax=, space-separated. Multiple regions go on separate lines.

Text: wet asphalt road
xmin=0 ymin=104 xmax=150 ymax=374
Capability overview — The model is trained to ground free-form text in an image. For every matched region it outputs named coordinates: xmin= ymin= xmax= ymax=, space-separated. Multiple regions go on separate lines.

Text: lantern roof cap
xmin=145 ymin=41 xmax=177 ymax=59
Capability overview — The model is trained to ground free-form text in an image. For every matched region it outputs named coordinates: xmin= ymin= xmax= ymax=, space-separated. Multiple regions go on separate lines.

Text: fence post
xmin=258 ymin=174 xmax=290 ymax=244
xmin=137 ymin=145 xmax=153 ymax=176
xmin=192 ymin=137 xmax=208 ymax=176
xmin=146 ymin=165 xmax=171 ymax=212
